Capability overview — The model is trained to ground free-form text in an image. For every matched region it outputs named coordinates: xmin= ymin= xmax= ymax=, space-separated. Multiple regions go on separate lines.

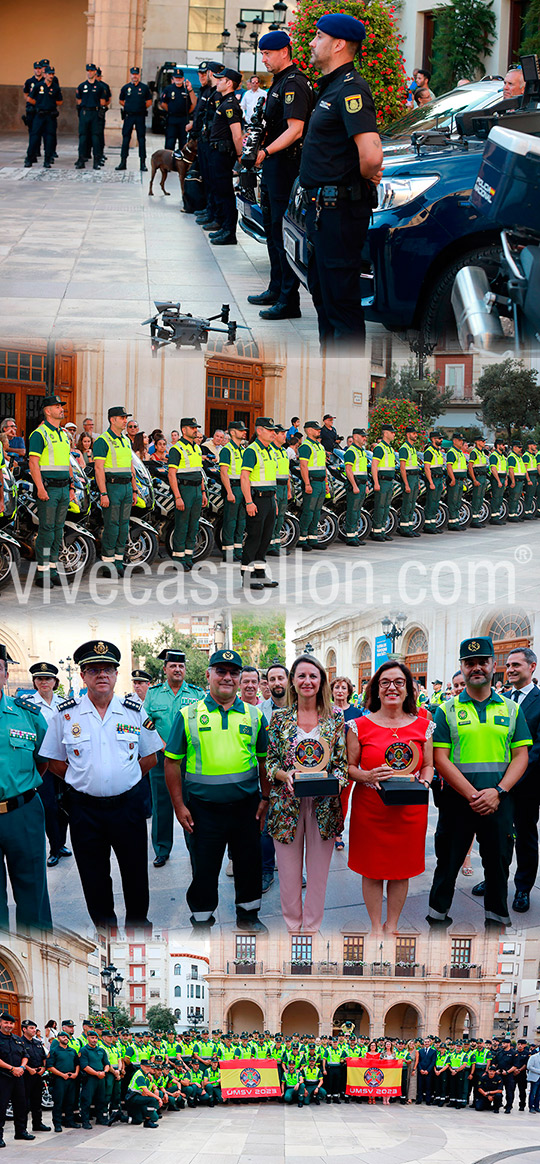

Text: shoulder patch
xmin=143 ymin=717 xmax=155 ymax=730
xmin=285 ymin=91 xmax=295 ymax=104
xmin=123 ymin=695 xmax=142 ymax=712
xmin=14 ymin=697 xmax=41 ymax=715
xmin=226 ymin=108 xmax=233 ymax=118
xmin=58 ymin=696 xmax=78 ymax=712
xmin=344 ymin=93 xmax=363 ymax=113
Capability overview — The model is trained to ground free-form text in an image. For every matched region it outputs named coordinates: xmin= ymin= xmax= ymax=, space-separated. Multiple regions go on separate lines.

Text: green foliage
xmin=289 ymin=0 xmax=408 ymax=126
xmin=145 ymin=1005 xmax=178 ymax=1033
xmin=381 ymin=359 xmax=454 ymax=423
xmin=368 ymin=397 xmax=425 ymax=445
xmin=431 ymin=0 xmax=497 ymax=92
xmin=232 ymin=614 xmax=287 ymax=670
xmin=88 ymin=1006 xmax=133 ymax=1030
xmin=474 ymin=359 xmax=540 ymax=439
xmin=131 ymin=623 xmax=209 ymax=688
xmin=521 ymin=0 xmax=540 ymax=55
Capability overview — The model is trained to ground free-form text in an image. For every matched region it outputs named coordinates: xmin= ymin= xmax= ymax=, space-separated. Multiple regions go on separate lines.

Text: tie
xmin=512 ymin=690 xmax=520 ymax=702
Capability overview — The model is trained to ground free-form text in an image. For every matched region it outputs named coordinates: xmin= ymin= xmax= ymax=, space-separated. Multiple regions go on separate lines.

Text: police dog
xmin=148 ymin=140 xmax=197 ymax=204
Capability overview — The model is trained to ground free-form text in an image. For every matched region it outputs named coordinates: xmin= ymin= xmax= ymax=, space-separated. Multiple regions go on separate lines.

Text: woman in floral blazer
xmin=266 ymin=654 xmax=347 ymax=933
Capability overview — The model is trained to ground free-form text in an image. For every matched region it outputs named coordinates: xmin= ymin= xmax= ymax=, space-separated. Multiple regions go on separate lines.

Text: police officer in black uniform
xmin=192 ymin=63 xmax=219 ymax=226
xmin=493 ymin=1039 xmax=518 ymax=1112
xmin=160 ymin=67 xmax=196 ymax=152
xmin=117 ymin=67 xmax=152 ymax=172
xmin=0 ymin=1012 xmax=34 ymax=1147
xmin=208 ymin=67 xmax=244 ymax=245
xmin=95 ymin=67 xmax=111 ymax=167
xmin=25 ymin=67 xmax=62 ymax=170
xmin=298 ymin=13 xmax=383 ymax=349
xmin=247 ymin=30 xmax=313 ymax=320
xmin=22 ymin=61 xmax=44 ymax=163
xmin=75 ymin=64 xmax=107 ymax=170
xmin=21 ymin=1020 xmax=50 ymax=1134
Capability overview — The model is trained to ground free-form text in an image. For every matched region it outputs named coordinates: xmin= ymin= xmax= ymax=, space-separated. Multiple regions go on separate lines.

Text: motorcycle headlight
xmin=375 ymin=175 xmax=439 ymax=212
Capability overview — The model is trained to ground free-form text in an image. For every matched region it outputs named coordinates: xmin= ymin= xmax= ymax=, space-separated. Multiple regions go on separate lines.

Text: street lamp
xmin=250 ymin=15 xmax=264 ymax=72
xmin=100 ymin=963 xmax=124 ymax=1022
xmin=304 ymin=641 xmax=315 ymax=654
xmin=217 ymin=28 xmax=231 ymax=55
xmin=235 ymin=20 xmax=248 ymax=69
xmin=380 ymin=612 xmax=407 ymax=655
xmin=58 ymin=656 xmax=74 ymax=697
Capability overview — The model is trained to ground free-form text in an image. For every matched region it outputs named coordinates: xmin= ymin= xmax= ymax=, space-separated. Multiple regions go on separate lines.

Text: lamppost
xmin=380 ymin=612 xmax=407 ymax=656
xmin=250 ymin=15 xmax=264 ymax=72
xmin=304 ymin=641 xmax=315 ymax=654
xmin=58 ymin=656 xmax=75 ymax=697
xmin=226 ymin=2 xmax=288 ymax=71
xmin=100 ymin=964 xmax=124 ymax=1022
xmin=187 ymin=1008 xmax=204 ymax=1031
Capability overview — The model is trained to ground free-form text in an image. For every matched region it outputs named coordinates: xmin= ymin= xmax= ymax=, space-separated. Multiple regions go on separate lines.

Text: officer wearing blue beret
xmin=298 ymin=14 xmax=383 ymax=350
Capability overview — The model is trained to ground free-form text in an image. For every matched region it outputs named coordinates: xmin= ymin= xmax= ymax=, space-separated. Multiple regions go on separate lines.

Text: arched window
xmin=486 ymin=612 xmax=532 ymax=680
xmin=355 ymin=640 xmax=371 ymax=691
xmin=0 ymin=964 xmax=15 ymax=992
xmin=174 ymin=964 xmax=181 ymax=976
xmin=326 ymin=649 xmax=337 ymax=683
xmin=404 ymin=629 xmax=428 ymax=686
xmin=174 ymin=1008 xmax=181 ymax=1019
xmin=174 ymin=986 xmax=181 ymax=997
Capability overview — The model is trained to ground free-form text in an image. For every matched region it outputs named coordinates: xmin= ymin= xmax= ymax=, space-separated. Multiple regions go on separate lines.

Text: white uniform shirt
xmin=28 ymin=690 xmax=62 ymax=724
xmin=39 ymin=692 xmax=162 ymax=796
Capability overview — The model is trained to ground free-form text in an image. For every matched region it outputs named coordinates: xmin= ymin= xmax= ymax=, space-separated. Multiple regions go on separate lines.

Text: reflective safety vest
xmin=0 ymin=444 xmax=5 ymax=471
xmin=171 ymin=438 xmax=203 ymax=478
xmin=326 ymin=1047 xmax=342 ymax=1063
xmin=372 ymin=441 xmax=396 ymax=476
xmin=447 ymin=447 xmax=467 ymax=475
xmin=449 ymin=1053 xmax=465 ymax=1070
xmin=300 ymin=437 xmax=326 ymax=477
xmin=424 ymin=444 xmax=445 ymax=473
xmin=221 ymin=440 xmax=243 ymax=480
xmin=431 ymin=690 xmax=446 ymax=706
xmin=129 ymin=1069 xmax=151 ymax=1093
xmin=272 ymin=444 xmax=290 ymax=480
xmin=205 ymin=1066 xmax=221 ymax=1084
xmin=304 ymin=1063 xmax=321 ymax=1081
xmin=436 ymin=1052 xmax=448 ymax=1068
xmin=470 ymin=447 xmax=488 ymax=474
xmin=31 ymin=422 xmax=71 ymax=475
xmin=345 ymin=445 xmax=368 ymax=477
xmin=523 ymin=451 xmax=538 ymax=474
xmin=284 ymin=1068 xmax=301 ymax=1086
xmin=490 ymin=450 xmax=507 ymax=476
xmin=97 ymin=429 xmax=133 ymax=475
xmin=104 ymin=1045 xmax=122 ymax=1067
xmin=179 ymin=1040 xmax=194 ymax=1057
xmin=475 ymin=1049 xmax=490 ymax=1065
xmin=437 ymin=693 xmax=520 ymax=789
xmin=188 ymin=1068 xmax=205 ymax=1085
xmin=243 ymin=441 xmax=277 ymax=489
xmin=399 ymin=442 xmax=420 ymax=470
xmin=181 ymin=698 xmax=262 ymax=802
xmin=509 ymin=453 xmax=527 ymax=476
xmin=220 ymin=1045 xmax=236 ymax=1060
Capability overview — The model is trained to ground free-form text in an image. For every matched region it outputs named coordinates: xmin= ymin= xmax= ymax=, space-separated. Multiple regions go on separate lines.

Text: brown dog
xmin=148 ymin=140 xmax=197 ymax=205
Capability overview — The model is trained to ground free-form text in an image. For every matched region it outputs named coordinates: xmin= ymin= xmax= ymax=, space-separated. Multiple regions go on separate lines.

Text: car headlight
xmin=375 ymin=175 xmax=439 ymax=212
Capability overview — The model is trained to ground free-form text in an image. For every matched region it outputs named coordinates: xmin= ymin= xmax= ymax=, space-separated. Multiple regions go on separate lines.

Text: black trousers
xmin=304 ymin=199 xmax=370 ymax=350
xmin=260 ymin=154 xmax=300 ymax=307
xmin=512 ymin=777 xmax=540 ymax=892
xmin=78 ymin=108 xmax=101 ymax=164
xmin=428 ymin=785 xmax=513 ymax=924
xmin=23 ymin=1073 xmax=44 ymax=1129
xmin=503 ymin=1075 xmax=516 ymax=1111
xmin=0 ymin=1074 xmax=27 ymax=1135
xmin=121 ymin=113 xmax=147 ymax=163
xmin=209 ymin=147 xmax=237 ymax=235
xmin=66 ymin=781 xmax=150 ymax=926
xmin=38 ymin=768 xmax=68 ymax=857
xmin=165 ymin=118 xmax=188 ymax=151
xmin=185 ymin=792 xmax=262 ymax=922
xmin=325 ymin=1065 xmax=342 ymax=1097
xmin=417 ymin=1069 xmax=434 ymax=1103
xmin=27 ymin=112 xmax=57 ymax=164
xmin=197 ymin=139 xmax=217 ymax=218
xmin=50 ymin=1077 xmax=77 ymax=1129
xmin=241 ymin=490 xmax=276 ymax=576
xmin=475 ymin=1093 xmax=502 ymax=1111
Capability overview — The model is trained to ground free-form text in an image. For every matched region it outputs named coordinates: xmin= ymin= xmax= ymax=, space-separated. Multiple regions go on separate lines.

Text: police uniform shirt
xmin=210 ymin=92 xmax=243 ymax=144
xmin=0 ymin=693 xmax=47 ymax=800
xmin=469 ymin=447 xmax=488 ymax=472
xmin=344 ymin=445 xmax=367 ymax=477
xmin=99 ymin=80 xmax=112 ymax=104
xmin=28 ymin=421 xmax=71 ymax=469
xmin=161 ymin=83 xmax=191 ymax=119
xmin=39 ymin=693 xmax=163 ymax=796
xmin=80 ymin=1043 xmax=109 ymax=1072
xmin=433 ymin=689 xmax=531 ymax=784
xmin=31 ymin=81 xmax=62 ymax=113
xmin=93 ymin=428 xmax=133 ymax=473
xmin=76 ymin=79 xmax=103 ymax=109
xmin=0 ymin=1031 xmax=27 ymax=1073
xmin=264 ymin=65 xmax=313 ymax=146
xmin=22 ymin=1035 xmax=46 ymax=1069
xmin=144 ymin=680 xmax=205 ymax=744
xmin=24 ymin=76 xmax=41 ymax=101
xmin=299 ymin=63 xmax=378 ymax=188
xmin=164 ymin=692 xmax=268 ymax=800
xmin=167 ymin=437 xmax=203 ymax=482
xmin=479 ymin=1069 xmax=503 ymax=1093
xmin=193 ymin=83 xmax=213 ymax=135
xmin=48 ymin=1043 xmax=79 ymax=1073
xmin=241 ymin=438 xmax=277 ymax=490
xmin=27 ymin=690 xmax=62 ymax=724
xmin=119 ymin=81 xmax=151 ymax=114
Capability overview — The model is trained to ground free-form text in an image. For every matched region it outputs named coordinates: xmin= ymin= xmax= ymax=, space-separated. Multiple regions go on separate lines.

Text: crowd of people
xmin=0 ymin=1014 xmax=539 ymax=1144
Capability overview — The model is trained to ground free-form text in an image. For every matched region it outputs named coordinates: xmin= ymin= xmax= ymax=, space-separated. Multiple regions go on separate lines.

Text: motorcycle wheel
xmin=337 ymin=508 xmax=372 ymax=543
xmin=411 ymin=504 xmax=425 ymax=534
xmin=386 ymin=507 xmax=398 ymax=537
xmin=41 ymin=1087 xmax=54 ymax=1110
xmin=316 ymin=507 xmax=338 ymax=548
xmin=281 ymin=512 xmax=300 ymax=550
xmin=474 ymin=498 xmax=491 ymax=527
xmin=193 ymin=518 xmax=215 ymax=563
xmin=125 ymin=526 xmax=159 ymax=567
xmin=59 ymin=533 xmax=97 ymax=577
xmin=0 ymin=539 xmax=21 ymax=590
xmin=435 ymin=501 xmax=449 ymax=532
xmin=458 ymin=499 xmax=472 ymax=530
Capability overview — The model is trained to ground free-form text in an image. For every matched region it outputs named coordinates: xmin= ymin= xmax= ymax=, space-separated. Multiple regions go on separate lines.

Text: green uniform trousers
xmin=0 ymin=794 xmax=51 ymax=930
xmin=345 ymin=478 xmax=367 ymax=539
xmin=102 ymin=478 xmax=132 ymax=561
xmin=103 ymin=1072 xmax=122 ymax=1115
xmin=304 ymin=1082 xmax=326 ymax=1104
xmin=126 ymin=1091 xmax=160 ymax=1124
xmin=150 ymin=752 xmax=173 ymax=860
xmin=284 ymin=1084 xmax=305 ymax=1104
xmin=186 ymin=1083 xmax=209 ymax=1104
xmin=423 ymin=476 xmax=445 ymax=530
xmin=507 ymin=477 xmax=525 ymax=520
xmin=399 ymin=473 xmax=419 ymax=533
xmin=446 ymin=474 xmax=466 ymax=527
xmin=270 ymin=481 xmax=289 ymax=551
xmin=204 ymin=1082 xmax=223 ymax=1103
xmin=35 ymin=481 xmax=70 ymax=568
xmin=80 ymin=1074 xmax=107 ymax=1124
xmin=523 ymin=473 xmax=539 ymax=519
xmin=470 ymin=475 xmax=488 ymax=525
xmin=221 ymin=483 xmax=246 ymax=560
xmin=371 ymin=477 xmax=394 ymax=537
xmin=172 ymin=483 xmax=202 ymax=561
xmin=490 ymin=476 xmax=507 ymax=523
xmin=299 ymin=479 xmax=326 ymax=546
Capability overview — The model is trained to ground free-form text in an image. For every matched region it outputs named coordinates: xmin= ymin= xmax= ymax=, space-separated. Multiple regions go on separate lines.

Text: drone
xmin=142 ymin=301 xmax=246 ymax=351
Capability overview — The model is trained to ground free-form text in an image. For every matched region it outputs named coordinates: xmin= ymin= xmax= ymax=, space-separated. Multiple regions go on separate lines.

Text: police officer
xmin=47 ymin=1029 xmax=80 ymax=1132
xmin=429 ymin=680 xmax=446 ymax=709
xmin=298 ymin=421 xmax=327 ymax=551
xmin=297 ymin=14 xmax=382 ymax=348
xmin=144 ymin=647 xmax=204 ymax=867
xmin=28 ymin=394 xmax=75 ymax=588
xmin=240 ymin=418 xmax=279 ymax=589
xmin=248 ymin=30 xmax=313 ymax=319
xmin=467 ymin=435 xmax=489 ymax=527
xmin=167 ymin=417 xmax=208 ymax=571
xmin=21 ymin=1020 xmax=49 ymax=1134
xmin=100 ymin=1030 xmax=124 ymax=1123
xmin=219 ymin=420 xmax=248 ymax=562
xmin=522 ymin=438 xmax=539 ymax=519
xmin=475 ymin=1063 xmax=504 ymax=1112
xmin=282 ymin=1061 xmax=305 ymax=1107
xmin=269 ymin=424 xmax=292 ymax=554
xmin=79 ymin=1031 xmax=109 ymax=1128
xmin=370 ymin=424 xmax=396 ymax=541
xmin=132 ymin=669 xmax=152 ymax=702
xmin=0 ymin=1013 xmax=34 ymax=1146
xmin=343 ymin=428 xmax=368 ymax=545
xmin=164 ymin=648 xmax=270 ymax=931
xmin=40 ymin=639 xmax=162 ymax=928
xmin=423 ymin=430 xmax=445 ymax=533
xmin=398 ymin=425 xmax=421 ymax=538
xmin=507 ymin=438 xmax=528 ymax=522
xmin=28 ymin=662 xmax=70 ymax=868
xmin=125 ymin=1060 xmax=161 ymax=1125
xmin=208 ymin=67 xmax=243 ymax=245
xmin=193 ymin=63 xmax=221 ymax=228
xmin=0 ymin=644 xmax=51 ymax=930
xmin=22 ymin=61 xmax=44 ymax=163
xmin=95 ymin=67 xmax=111 ymax=167
xmin=427 ymin=636 xmax=531 ymax=929
xmin=75 ymin=64 xmax=107 ymax=170
xmin=117 ymin=67 xmax=152 ymax=171
xmin=445 ymin=432 xmax=467 ymax=530
xmin=24 ymin=67 xmax=62 ymax=169
xmin=160 ymin=67 xmax=195 ymax=152
xmin=489 ymin=436 xmax=508 ymax=524
xmin=93 ymin=406 xmax=137 ymax=575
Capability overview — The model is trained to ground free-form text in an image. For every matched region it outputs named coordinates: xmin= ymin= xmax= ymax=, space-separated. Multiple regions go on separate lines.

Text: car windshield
xmin=382 ymin=82 xmax=503 ymax=139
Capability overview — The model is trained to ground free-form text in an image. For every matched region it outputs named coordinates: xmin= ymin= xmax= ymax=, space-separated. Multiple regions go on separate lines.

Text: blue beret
xmin=316 ymin=14 xmax=366 ymax=42
xmin=259 ymin=30 xmax=291 ymax=50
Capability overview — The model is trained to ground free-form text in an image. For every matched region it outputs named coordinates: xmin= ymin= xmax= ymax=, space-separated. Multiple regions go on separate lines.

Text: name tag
xmin=493 ymin=716 xmax=510 ymax=726
xmin=239 ymin=724 xmax=252 ymax=736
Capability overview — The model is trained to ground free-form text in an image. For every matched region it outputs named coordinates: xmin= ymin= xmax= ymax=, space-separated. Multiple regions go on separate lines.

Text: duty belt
xmin=252 ymin=487 xmax=275 ymax=495
xmin=176 ymin=475 xmax=202 ymax=485
xmin=210 ymin=141 xmax=235 ymax=153
xmin=427 ymin=470 xmax=445 ymax=478
xmin=105 ymin=473 xmax=132 ymax=484
xmin=300 ymin=182 xmax=366 ymax=205
xmin=42 ymin=476 xmax=71 ymax=486
xmin=0 ymin=788 xmax=36 ymax=816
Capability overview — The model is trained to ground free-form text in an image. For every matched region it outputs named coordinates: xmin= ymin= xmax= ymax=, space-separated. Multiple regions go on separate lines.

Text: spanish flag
xmin=346 ymin=1056 xmax=402 ymax=1097
xmin=220 ymin=1058 xmax=281 ymax=1099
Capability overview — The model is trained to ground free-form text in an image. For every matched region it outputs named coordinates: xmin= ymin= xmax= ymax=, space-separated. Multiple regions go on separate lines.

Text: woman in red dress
xmin=346 ymin=661 xmax=434 ymax=934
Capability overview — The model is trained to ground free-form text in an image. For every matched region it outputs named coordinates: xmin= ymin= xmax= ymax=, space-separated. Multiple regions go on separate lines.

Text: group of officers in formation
xmin=0 ymin=1016 xmax=539 ymax=1144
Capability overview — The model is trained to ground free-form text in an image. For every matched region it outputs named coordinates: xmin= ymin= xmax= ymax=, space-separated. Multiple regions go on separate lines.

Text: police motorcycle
xmin=325 ymin=453 xmax=373 ymax=543
xmin=84 ymin=454 xmax=160 ymax=567
xmin=12 ymin=456 xmax=97 ymax=579
xmin=452 ymin=55 xmax=540 ymax=352
xmin=203 ymin=459 xmax=300 ymax=554
xmin=0 ymin=460 xmax=22 ymax=588
xmin=288 ymin=460 xmax=339 ymax=548
xmin=146 ymin=459 xmax=215 ymax=562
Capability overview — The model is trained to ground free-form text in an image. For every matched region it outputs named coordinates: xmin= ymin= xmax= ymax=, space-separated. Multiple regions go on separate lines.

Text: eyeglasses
xmin=379 ymin=678 xmax=406 ymax=690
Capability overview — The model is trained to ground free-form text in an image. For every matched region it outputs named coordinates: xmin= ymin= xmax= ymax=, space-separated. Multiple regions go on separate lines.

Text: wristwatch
xmin=495 ymin=784 xmax=508 ymax=799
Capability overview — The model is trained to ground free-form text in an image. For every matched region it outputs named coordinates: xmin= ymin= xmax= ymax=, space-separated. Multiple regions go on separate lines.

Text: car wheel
xmin=418 ymin=244 xmax=504 ymax=348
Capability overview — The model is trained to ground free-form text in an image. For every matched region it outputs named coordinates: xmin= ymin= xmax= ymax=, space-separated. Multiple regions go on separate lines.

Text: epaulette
xmin=123 ymin=695 xmax=142 ymax=713
xmin=58 ymin=696 xmax=79 ymax=712
xmin=14 ymin=696 xmax=41 ymax=715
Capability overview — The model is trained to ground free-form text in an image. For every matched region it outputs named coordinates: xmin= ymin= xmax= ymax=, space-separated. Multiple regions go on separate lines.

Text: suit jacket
xmin=417 ymin=1047 xmax=437 ymax=1072
xmin=515 ymin=685 xmax=540 ymax=786
xmin=266 ymin=705 xmax=347 ymax=843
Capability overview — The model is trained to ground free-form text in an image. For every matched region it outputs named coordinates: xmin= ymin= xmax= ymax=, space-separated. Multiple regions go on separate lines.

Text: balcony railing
xmin=443 ymin=964 xmax=483 ymax=979
xmin=283 ymin=961 xmax=313 ymax=975
xmin=227 ymin=961 xmax=264 ymax=975
xmin=221 ymin=961 xmax=482 ymax=979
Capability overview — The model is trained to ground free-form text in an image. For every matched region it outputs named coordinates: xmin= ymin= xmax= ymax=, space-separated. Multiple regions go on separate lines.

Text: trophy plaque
xmin=376 ymin=740 xmax=429 ymax=805
xmin=292 ymin=737 xmax=339 ymax=798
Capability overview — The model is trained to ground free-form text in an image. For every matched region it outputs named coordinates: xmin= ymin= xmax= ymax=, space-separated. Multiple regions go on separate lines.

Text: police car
xmin=149 ymin=62 xmax=202 ymax=133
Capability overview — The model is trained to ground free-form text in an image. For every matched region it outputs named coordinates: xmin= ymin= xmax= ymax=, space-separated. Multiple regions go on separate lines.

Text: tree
xmin=289 ymin=0 xmax=408 ymax=127
xmin=474 ymin=359 xmax=540 ymax=439
xmin=231 ymin=613 xmax=287 ymax=669
xmin=131 ymin=623 xmax=209 ymax=687
xmin=431 ymin=0 xmax=497 ymax=93
xmin=368 ymin=398 xmax=426 ymax=445
xmin=145 ymin=1005 xmax=178 ymax=1033
xmin=520 ymin=0 xmax=540 ymax=55
xmin=381 ymin=359 xmax=455 ymax=423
